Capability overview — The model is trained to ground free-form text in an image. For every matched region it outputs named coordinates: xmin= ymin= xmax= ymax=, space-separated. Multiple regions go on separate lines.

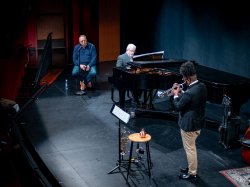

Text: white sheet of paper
xmin=112 ymin=105 xmax=130 ymax=124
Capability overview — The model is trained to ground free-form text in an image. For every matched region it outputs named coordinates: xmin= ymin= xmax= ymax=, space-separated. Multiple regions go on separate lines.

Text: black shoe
xmin=179 ymin=173 xmax=197 ymax=180
xmin=180 ymin=167 xmax=189 ymax=173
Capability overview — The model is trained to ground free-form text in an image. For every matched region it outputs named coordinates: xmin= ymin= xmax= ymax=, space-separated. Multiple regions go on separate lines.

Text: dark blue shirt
xmin=72 ymin=42 xmax=97 ymax=67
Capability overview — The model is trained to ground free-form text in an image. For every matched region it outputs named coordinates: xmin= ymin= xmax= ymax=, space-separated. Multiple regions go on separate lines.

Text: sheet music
xmin=111 ymin=105 xmax=130 ymax=124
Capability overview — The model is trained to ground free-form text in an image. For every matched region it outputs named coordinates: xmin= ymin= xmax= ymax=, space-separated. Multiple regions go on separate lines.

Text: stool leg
xmin=111 ymin=86 xmax=114 ymax=102
xmin=145 ymin=142 xmax=151 ymax=181
xmin=146 ymin=142 xmax=152 ymax=169
xmin=126 ymin=141 xmax=134 ymax=184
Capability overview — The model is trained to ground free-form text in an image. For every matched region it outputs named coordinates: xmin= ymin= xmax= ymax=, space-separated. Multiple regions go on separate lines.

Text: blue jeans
xmin=72 ymin=65 xmax=96 ymax=83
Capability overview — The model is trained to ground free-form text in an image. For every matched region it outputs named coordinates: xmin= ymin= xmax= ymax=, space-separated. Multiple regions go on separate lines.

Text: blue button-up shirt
xmin=72 ymin=42 xmax=97 ymax=67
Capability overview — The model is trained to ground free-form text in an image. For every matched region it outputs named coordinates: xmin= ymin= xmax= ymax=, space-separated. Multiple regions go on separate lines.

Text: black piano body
xmin=108 ymin=59 xmax=186 ymax=109
xmin=108 ymin=53 xmax=250 ymax=119
xmin=110 ymin=66 xmax=180 ymax=90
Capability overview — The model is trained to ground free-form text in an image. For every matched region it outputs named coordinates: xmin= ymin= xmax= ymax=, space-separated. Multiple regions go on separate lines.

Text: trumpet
xmin=157 ymin=83 xmax=185 ymax=98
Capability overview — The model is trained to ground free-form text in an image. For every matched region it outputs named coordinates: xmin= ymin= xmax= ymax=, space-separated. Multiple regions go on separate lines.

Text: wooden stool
xmin=126 ymin=133 xmax=152 ymax=184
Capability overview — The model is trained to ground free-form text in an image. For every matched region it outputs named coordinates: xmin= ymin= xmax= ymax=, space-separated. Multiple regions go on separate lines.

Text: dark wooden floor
xmin=2 ymin=61 xmax=249 ymax=187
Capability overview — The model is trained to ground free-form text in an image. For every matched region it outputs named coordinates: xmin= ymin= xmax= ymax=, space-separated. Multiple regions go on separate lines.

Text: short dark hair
xmin=180 ymin=61 xmax=196 ymax=77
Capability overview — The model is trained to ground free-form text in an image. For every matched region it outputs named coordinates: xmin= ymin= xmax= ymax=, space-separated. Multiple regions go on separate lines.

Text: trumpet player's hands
xmin=171 ymin=83 xmax=182 ymax=97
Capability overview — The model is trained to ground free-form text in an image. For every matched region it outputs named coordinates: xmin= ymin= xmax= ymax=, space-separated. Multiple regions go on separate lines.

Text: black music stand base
xmin=108 ymin=120 xmax=129 ymax=174
xmin=108 ymin=105 xmax=131 ymax=175
xmin=74 ymin=90 xmax=86 ymax=96
xmin=107 ymin=159 xmax=129 ymax=174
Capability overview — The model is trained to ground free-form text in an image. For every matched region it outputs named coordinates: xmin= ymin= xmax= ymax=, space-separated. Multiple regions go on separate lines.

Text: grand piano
xmin=108 ymin=51 xmax=250 ymax=123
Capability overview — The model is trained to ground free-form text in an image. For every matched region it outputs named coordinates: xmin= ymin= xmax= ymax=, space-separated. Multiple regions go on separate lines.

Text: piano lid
xmin=133 ymin=51 xmax=164 ymax=60
xmin=128 ymin=59 xmax=189 ymax=68
xmin=130 ymin=51 xmax=195 ymax=68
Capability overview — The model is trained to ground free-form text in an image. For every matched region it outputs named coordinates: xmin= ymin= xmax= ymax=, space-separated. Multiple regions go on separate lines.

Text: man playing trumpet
xmin=171 ymin=61 xmax=207 ymax=180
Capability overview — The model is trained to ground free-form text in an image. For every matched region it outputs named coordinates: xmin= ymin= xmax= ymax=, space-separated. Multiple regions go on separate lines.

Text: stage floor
xmin=16 ymin=62 xmax=247 ymax=187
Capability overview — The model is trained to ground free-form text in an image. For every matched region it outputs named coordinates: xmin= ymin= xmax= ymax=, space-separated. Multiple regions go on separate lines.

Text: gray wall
xmin=121 ymin=0 xmax=250 ymax=78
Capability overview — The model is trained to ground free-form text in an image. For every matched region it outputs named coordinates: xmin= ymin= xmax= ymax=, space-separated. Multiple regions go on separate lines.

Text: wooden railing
xmin=34 ymin=32 xmax=53 ymax=89
xmin=16 ymin=32 xmax=53 ymax=106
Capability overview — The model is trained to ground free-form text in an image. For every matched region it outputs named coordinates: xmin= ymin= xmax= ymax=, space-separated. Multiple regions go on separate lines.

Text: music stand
xmin=108 ymin=104 xmax=130 ymax=174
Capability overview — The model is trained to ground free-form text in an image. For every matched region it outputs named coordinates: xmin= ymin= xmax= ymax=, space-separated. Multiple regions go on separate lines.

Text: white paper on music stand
xmin=111 ymin=105 xmax=130 ymax=124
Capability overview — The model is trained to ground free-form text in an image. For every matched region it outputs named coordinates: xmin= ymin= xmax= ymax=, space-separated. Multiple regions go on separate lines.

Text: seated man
xmin=72 ymin=35 xmax=97 ymax=91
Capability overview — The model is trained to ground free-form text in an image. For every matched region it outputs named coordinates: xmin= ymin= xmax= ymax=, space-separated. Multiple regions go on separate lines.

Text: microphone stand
xmin=75 ymin=46 xmax=85 ymax=95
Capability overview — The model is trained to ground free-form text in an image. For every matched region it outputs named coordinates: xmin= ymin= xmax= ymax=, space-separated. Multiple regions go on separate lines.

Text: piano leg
xmin=111 ymin=87 xmax=133 ymax=109
xmin=131 ymin=90 xmax=142 ymax=106
xmin=119 ymin=89 xmax=126 ymax=108
xmin=142 ymin=90 xmax=154 ymax=109
xmin=111 ymin=87 xmax=115 ymax=102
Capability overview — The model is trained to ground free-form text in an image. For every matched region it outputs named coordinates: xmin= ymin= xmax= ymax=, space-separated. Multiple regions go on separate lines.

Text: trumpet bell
xmin=157 ymin=89 xmax=172 ymax=98
xmin=157 ymin=82 xmax=185 ymax=99
xmin=157 ymin=90 xmax=165 ymax=98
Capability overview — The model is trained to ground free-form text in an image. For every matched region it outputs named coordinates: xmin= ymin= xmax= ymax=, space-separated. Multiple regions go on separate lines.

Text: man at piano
xmin=116 ymin=43 xmax=136 ymax=67
xmin=116 ymin=43 xmax=143 ymax=105
xmin=171 ymin=61 xmax=207 ymax=180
